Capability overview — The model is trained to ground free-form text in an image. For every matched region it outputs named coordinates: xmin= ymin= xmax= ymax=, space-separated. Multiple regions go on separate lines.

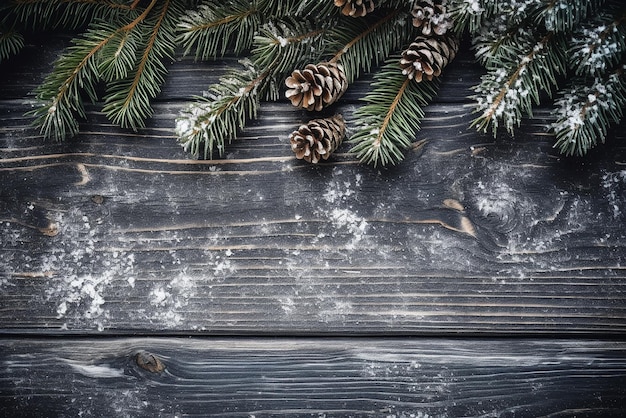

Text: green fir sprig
xmin=102 ymin=0 xmax=184 ymax=131
xmin=450 ymin=0 xmax=626 ymax=156
xmin=0 ymin=26 xmax=24 ymax=63
xmin=176 ymin=60 xmax=263 ymax=159
xmin=326 ymin=7 xmax=413 ymax=82
xmin=175 ymin=19 xmax=325 ymax=158
xmin=4 ymin=0 xmax=625 ymax=166
xmin=177 ymin=0 xmax=261 ymax=60
xmin=23 ymin=0 xmax=186 ymax=139
xmin=350 ymin=57 xmax=439 ymax=167
xmin=4 ymin=0 xmax=134 ymax=30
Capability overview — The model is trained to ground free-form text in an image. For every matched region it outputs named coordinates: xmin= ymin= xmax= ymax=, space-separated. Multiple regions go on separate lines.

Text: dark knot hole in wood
xmin=135 ymin=351 xmax=165 ymax=373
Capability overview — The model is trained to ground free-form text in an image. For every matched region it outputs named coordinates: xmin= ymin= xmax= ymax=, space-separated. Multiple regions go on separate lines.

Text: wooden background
xmin=1 ymin=33 xmax=626 ymax=416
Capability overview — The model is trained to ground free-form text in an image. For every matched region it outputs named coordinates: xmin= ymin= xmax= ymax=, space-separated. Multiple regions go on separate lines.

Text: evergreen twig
xmin=553 ymin=65 xmax=626 ymax=155
xmin=102 ymin=0 xmax=184 ymax=131
xmin=176 ymin=60 xmax=264 ymax=159
xmin=350 ymin=58 xmax=439 ymax=167
xmin=471 ymin=32 xmax=567 ymax=136
xmin=176 ymin=20 xmax=325 ymax=159
xmin=178 ymin=0 xmax=261 ymax=60
xmin=327 ymin=7 xmax=413 ymax=82
xmin=0 ymin=26 xmax=24 ymax=62
xmin=7 ymin=0 xmax=133 ymax=30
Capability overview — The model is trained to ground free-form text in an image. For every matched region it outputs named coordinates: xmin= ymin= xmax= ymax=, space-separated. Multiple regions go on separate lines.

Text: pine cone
xmin=289 ymin=114 xmax=346 ymax=163
xmin=400 ymin=35 xmax=459 ymax=82
xmin=285 ymin=62 xmax=348 ymax=111
xmin=334 ymin=0 xmax=375 ymax=17
xmin=411 ymin=0 xmax=452 ymax=36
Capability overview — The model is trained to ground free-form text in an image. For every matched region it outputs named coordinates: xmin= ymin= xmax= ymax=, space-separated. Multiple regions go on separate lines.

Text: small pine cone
xmin=334 ymin=0 xmax=375 ymax=17
xmin=289 ymin=114 xmax=346 ymax=163
xmin=285 ymin=62 xmax=348 ymax=111
xmin=400 ymin=35 xmax=459 ymax=82
xmin=411 ymin=0 xmax=453 ymax=36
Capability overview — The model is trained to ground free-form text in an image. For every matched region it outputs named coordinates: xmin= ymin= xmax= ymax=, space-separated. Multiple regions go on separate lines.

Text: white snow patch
xmin=29 ymin=207 xmax=138 ymax=331
xmin=329 ymin=208 xmax=368 ymax=249
xmin=147 ymin=272 xmax=198 ymax=328
xmin=66 ymin=362 xmax=126 ymax=379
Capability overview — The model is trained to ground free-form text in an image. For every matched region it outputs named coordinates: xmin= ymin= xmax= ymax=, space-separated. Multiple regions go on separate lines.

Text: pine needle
xmin=327 ymin=7 xmax=414 ymax=83
xmin=102 ymin=0 xmax=183 ymax=131
xmin=350 ymin=58 xmax=439 ymax=167
xmin=0 ymin=27 xmax=24 ymax=63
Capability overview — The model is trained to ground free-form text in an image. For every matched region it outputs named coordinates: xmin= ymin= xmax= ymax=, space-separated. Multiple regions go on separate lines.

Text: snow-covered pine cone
xmin=285 ymin=62 xmax=348 ymax=111
xmin=289 ymin=114 xmax=346 ymax=163
xmin=411 ymin=0 xmax=453 ymax=36
xmin=400 ymin=35 xmax=459 ymax=82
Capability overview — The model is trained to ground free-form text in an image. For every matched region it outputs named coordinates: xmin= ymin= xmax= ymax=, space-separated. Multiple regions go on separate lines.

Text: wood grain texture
xmin=1 ymin=36 xmax=625 ymax=336
xmin=2 ymin=337 xmax=626 ymax=417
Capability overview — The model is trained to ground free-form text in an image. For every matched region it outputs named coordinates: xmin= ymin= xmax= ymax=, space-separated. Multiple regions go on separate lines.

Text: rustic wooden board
xmin=1 ymin=36 xmax=626 ymax=336
xmin=2 ymin=337 xmax=626 ymax=417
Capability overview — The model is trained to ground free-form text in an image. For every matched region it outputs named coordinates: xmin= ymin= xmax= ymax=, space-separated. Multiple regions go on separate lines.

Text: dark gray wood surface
xmin=1 ymin=34 xmax=626 ymax=416
xmin=2 ymin=338 xmax=626 ymax=417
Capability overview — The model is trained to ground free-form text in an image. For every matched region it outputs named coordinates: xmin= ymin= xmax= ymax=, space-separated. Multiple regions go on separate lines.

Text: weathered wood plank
xmin=1 ymin=337 xmax=625 ymax=417
xmin=1 ymin=35 xmax=625 ymax=335
xmin=1 ymin=99 xmax=625 ymax=335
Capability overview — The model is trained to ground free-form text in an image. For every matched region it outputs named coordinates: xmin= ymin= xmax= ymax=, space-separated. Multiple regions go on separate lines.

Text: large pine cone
xmin=289 ymin=114 xmax=346 ymax=163
xmin=285 ymin=62 xmax=348 ymax=111
xmin=411 ymin=0 xmax=452 ymax=36
xmin=334 ymin=0 xmax=375 ymax=17
xmin=400 ymin=35 xmax=459 ymax=82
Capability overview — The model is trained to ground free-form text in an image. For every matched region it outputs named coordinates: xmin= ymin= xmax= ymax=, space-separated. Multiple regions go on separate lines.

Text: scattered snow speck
xmin=150 ymin=286 xmax=169 ymax=307
xmin=329 ymin=208 xmax=368 ymax=249
xmin=277 ymin=36 xmax=289 ymax=47
xmin=32 ymin=207 xmax=137 ymax=332
xmin=601 ymin=170 xmax=626 ymax=219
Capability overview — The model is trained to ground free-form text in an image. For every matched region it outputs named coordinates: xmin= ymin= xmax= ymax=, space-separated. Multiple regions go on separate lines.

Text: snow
xmin=277 ymin=36 xmax=288 ymax=47
xmin=65 ymin=361 xmax=126 ymax=379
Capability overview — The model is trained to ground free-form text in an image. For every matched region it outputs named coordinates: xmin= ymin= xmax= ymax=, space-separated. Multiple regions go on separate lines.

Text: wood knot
xmin=91 ymin=195 xmax=104 ymax=204
xmin=135 ymin=351 xmax=165 ymax=373
xmin=39 ymin=222 xmax=59 ymax=237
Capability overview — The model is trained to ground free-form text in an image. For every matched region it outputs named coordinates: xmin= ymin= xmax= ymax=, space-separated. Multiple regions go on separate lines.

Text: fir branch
xmin=176 ymin=20 xmax=324 ymax=158
xmin=552 ymin=65 xmax=626 ymax=156
xmin=290 ymin=0 xmax=339 ymax=19
xmin=350 ymin=58 xmax=439 ymax=167
xmin=568 ymin=8 xmax=626 ymax=77
xmin=28 ymin=21 xmax=123 ymax=141
xmin=102 ymin=0 xmax=183 ymax=131
xmin=96 ymin=19 xmax=139 ymax=81
xmin=447 ymin=0 xmax=501 ymax=34
xmin=256 ymin=0 xmax=333 ymax=20
xmin=6 ymin=0 xmax=133 ymax=30
xmin=177 ymin=0 xmax=261 ymax=60
xmin=471 ymin=32 xmax=567 ymax=136
xmin=536 ymin=0 xmax=605 ymax=33
xmin=28 ymin=0 xmax=169 ymax=140
xmin=472 ymin=20 xmax=527 ymax=67
xmin=176 ymin=61 xmax=264 ymax=159
xmin=252 ymin=19 xmax=325 ymax=100
xmin=0 ymin=26 xmax=24 ymax=63
xmin=327 ymin=7 xmax=414 ymax=82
